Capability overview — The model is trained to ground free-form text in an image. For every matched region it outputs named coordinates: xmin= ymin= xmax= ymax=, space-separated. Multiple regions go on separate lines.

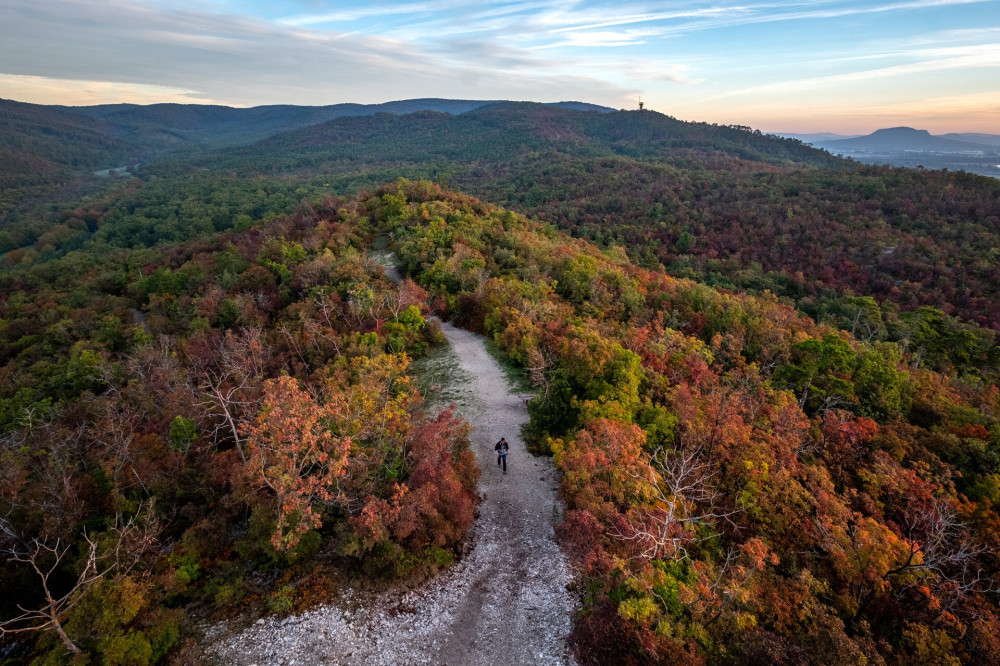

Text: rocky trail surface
xmin=206 ymin=320 xmax=577 ymax=665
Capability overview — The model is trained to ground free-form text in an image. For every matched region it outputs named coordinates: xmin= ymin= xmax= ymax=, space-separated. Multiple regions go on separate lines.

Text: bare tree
xmin=526 ymin=345 xmax=557 ymax=400
xmin=0 ymin=507 xmax=158 ymax=655
xmin=194 ymin=327 xmax=268 ymax=462
xmin=893 ymin=497 xmax=984 ymax=592
xmin=611 ymin=445 xmax=735 ymax=560
xmin=91 ymin=389 xmax=144 ymax=496
xmin=1 ymin=418 xmax=88 ymax=538
xmin=848 ymin=496 xmax=985 ymax=623
xmin=305 ymin=288 xmax=343 ymax=358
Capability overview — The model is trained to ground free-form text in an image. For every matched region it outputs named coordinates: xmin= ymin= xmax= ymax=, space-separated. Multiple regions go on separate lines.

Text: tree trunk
xmin=50 ymin=612 xmax=80 ymax=655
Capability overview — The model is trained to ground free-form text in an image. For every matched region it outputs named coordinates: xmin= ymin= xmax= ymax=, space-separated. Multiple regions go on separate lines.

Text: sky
xmin=0 ymin=0 xmax=998 ymax=133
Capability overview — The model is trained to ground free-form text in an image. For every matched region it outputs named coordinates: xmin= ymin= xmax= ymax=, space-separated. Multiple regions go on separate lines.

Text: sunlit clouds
xmin=0 ymin=0 xmax=997 ymax=132
xmin=0 ymin=74 xmax=221 ymax=106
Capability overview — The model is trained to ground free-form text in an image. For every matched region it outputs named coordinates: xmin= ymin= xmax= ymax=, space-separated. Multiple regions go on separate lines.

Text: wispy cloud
xmin=0 ymin=73 xmax=221 ymax=105
xmin=534 ymin=29 xmax=660 ymax=49
xmin=0 ymin=0 xmax=634 ymax=106
xmin=280 ymin=1 xmax=453 ymax=27
xmin=706 ymin=42 xmax=1000 ymax=101
xmin=523 ymin=0 xmax=997 ymax=46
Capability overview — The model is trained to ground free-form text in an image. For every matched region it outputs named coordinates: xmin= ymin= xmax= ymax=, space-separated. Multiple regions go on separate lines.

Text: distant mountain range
xmin=783 ymin=127 xmax=1000 ymax=154
xmin=0 ymin=97 xmax=615 ymax=197
xmin=0 ymin=96 xmax=842 ymax=194
xmin=940 ymin=132 xmax=1000 ymax=148
xmin=1 ymin=97 xmax=614 ymax=161
xmin=781 ymin=126 xmax=1000 ymax=177
xmin=4 ymin=95 xmax=996 ymax=199
xmin=817 ymin=127 xmax=997 ymax=153
xmin=59 ymin=98 xmax=614 ymax=151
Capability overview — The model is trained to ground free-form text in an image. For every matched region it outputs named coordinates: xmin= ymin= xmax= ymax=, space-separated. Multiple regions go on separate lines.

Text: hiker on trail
xmin=495 ymin=437 xmax=509 ymax=473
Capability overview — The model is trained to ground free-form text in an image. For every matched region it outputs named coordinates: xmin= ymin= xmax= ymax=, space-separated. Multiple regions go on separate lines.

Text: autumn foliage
xmin=3 ymin=176 xmax=1000 ymax=664
xmin=0 ymin=190 xmax=478 ymax=663
xmin=246 ymin=375 xmax=351 ymax=550
xmin=377 ymin=180 xmax=1000 ymax=665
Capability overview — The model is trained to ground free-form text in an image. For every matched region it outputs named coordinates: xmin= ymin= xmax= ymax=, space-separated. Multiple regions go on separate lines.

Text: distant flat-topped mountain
xmin=817 ymin=127 xmax=995 ymax=153
xmin=802 ymin=127 xmax=1000 ymax=176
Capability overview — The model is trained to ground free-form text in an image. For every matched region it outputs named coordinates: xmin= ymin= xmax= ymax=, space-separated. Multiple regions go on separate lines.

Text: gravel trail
xmin=206 ymin=321 xmax=576 ymax=665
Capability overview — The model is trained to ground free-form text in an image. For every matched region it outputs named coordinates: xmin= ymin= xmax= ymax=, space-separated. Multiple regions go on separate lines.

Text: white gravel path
xmin=205 ymin=321 xmax=577 ymax=666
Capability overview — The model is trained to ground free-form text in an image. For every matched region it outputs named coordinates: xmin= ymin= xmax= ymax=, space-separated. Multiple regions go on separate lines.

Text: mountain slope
xmin=184 ymin=103 xmax=847 ymax=176
xmin=4 ymin=180 xmax=1000 ymax=665
xmin=0 ymin=98 xmax=140 ymax=185
xmin=147 ymin=104 xmax=1000 ymax=335
xmin=65 ymin=98 xmax=614 ymax=151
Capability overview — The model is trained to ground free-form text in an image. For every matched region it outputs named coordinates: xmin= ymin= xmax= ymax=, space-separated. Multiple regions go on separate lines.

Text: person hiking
xmin=494 ymin=437 xmax=509 ymax=473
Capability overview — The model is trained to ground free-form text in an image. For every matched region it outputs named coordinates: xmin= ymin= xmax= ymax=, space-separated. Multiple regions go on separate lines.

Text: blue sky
xmin=0 ymin=0 xmax=998 ymax=132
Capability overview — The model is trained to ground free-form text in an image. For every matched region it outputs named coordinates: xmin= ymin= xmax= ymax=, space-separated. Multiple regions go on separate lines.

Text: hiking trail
xmin=205 ymin=280 xmax=577 ymax=664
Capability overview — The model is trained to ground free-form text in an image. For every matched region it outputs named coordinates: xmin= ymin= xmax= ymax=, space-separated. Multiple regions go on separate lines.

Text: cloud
xmin=0 ymin=0 xmax=634 ymax=106
xmin=539 ymin=6 xmax=748 ymax=34
xmin=0 ymin=0 xmax=993 ymax=132
xmin=707 ymin=42 xmax=1000 ymax=101
xmin=0 ymin=73 xmax=222 ymax=105
xmin=535 ymin=29 xmax=659 ymax=49
xmin=612 ymin=59 xmax=705 ymax=85
xmin=525 ymin=0 xmax=997 ymax=44
xmin=280 ymin=1 xmax=455 ymax=27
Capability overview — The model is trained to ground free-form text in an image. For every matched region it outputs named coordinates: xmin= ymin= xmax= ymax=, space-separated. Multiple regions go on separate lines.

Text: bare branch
xmin=610 ymin=446 xmax=736 ymax=560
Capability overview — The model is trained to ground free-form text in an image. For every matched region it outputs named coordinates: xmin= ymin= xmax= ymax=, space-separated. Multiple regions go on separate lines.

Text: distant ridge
xmin=777 ymin=132 xmax=860 ymax=143
xmin=58 ymin=98 xmax=614 ymax=150
xmin=818 ymin=126 xmax=993 ymax=153
xmin=179 ymin=102 xmax=846 ymax=180
xmin=941 ymin=132 xmax=1000 ymax=148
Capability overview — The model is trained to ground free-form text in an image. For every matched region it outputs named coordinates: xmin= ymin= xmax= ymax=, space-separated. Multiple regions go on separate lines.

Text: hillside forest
xmin=1 ymin=100 xmax=1000 ymax=664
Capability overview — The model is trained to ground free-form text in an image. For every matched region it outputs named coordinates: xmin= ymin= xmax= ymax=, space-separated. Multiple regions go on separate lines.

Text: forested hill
xmin=0 ymin=99 xmax=140 ymax=188
xmin=2 ymin=180 xmax=1000 ymax=664
xmin=63 ymin=98 xmax=613 ymax=151
xmin=191 ymin=103 xmax=846 ymax=174
xmin=0 ymin=97 xmax=610 ymax=218
xmin=5 ymin=98 xmax=1000 ymax=343
xmin=147 ymin=103 xmax=1000 ymax=338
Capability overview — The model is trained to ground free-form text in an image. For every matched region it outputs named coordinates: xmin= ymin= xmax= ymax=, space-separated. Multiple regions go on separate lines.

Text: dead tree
xmin=0 ymin=508 xmax=157 ymax=655
xmin=851 ymin=496 xmax=985 ymax=623
xmin=195 ymin=327 xmax=268 ymax=462
xmin=526 ymin=345 xmax=557 ymax=400
xmin=611 ymin=445 xmax=735 ymax=560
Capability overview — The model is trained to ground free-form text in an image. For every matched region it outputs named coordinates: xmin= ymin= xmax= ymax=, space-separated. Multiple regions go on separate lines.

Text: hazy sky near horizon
xmin=0 ymin=0 xmax=998 ymax=133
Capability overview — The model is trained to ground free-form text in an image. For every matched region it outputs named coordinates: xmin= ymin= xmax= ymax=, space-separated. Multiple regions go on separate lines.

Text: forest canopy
xmin=2 ymin=97 xmax=1000 ymax=664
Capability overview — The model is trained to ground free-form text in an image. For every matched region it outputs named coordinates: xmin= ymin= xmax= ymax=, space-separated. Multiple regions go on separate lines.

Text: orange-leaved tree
xmin=246 ymin=375 xmax=351 ymax=551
